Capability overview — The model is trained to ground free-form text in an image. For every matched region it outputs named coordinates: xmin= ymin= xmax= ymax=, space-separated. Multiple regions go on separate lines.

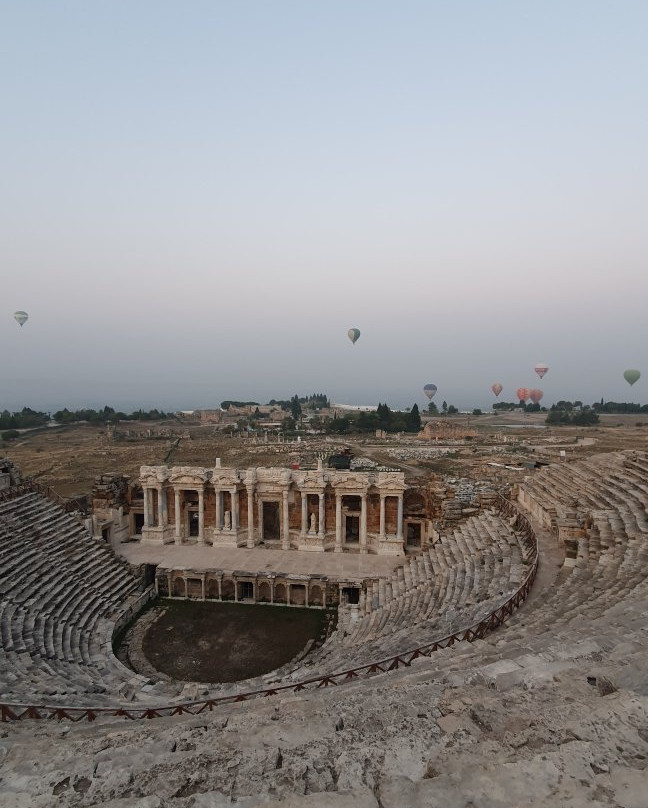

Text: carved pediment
xmin=332 ymin=479 xmax=369 ymax=494
xmin=168 ymin=466 xmax=211 ymax=486
xmin=375 ymin=472 xmax=407 ymax=492
xmin=139 ymin=465 xmax=170 ymax=485
xmin=296 ymin=470 xmax=328 ymax=492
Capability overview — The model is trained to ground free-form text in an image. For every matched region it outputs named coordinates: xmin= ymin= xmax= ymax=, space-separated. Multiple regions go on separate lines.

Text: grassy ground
xmin=141 ymin=599 xmax=331 ymax=683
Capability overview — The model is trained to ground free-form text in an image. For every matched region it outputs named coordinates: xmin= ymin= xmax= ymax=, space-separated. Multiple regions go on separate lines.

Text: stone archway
xmin=291 ymin=584 xmax=306 ymax=606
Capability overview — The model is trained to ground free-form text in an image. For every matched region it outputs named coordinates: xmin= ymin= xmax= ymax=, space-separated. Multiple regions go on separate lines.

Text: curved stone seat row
xmin=283 ymin=509 xmax=533 ymax=676
xmin=0 ymin=492 xmax=148 ymax=704
xmin=415 ymin=450 xmax=648 ymax=689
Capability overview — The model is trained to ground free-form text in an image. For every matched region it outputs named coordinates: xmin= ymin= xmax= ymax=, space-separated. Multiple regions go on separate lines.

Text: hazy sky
xmin=2 ymin=1 xmax=647 ymax=412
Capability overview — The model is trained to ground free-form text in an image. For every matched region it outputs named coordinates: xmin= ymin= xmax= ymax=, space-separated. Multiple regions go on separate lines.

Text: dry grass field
xmin=3 ymin=412 xmax=648 ymax=497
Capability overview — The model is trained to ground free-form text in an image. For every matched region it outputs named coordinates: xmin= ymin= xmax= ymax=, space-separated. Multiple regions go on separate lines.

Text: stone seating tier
xmin=0 ymin=492 xmax=146 ymax=704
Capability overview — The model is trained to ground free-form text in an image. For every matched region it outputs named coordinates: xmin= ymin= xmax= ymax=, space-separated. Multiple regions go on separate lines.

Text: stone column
xmin=397 ymin=494 xmax=404 ymax=541
xmin=379 ymin=494 xmax=386 ymax=538
xmin=166 ymin=572 xmax=172 ymax=596
xmin=335 ymin=493 xmax=343 ymax=553
xmin=157 ymin=486 xmax=166 ymax=528
xmin=282 ymin=490 xmax=290 ymax=550
xmin=143 ymin=487 xmax=150 ymax=528
xmin=198 ymin=488 xmax=205 ymax=544
xmin=257 ymin=500 xmax=264 ymax=541
xmin=231 ymin=489 xmax=239 ymax=531
xmin=318 ymin=492 xmax=325 ymax=537
xmin=246 ymin=486 xmax=255 ymax=548
xmin=201 ymin=574 xmax=206 ymax=601
xmin=360 ymin=493 xmax=368 ymax=554
xmin=174 ymin=488 xmax=182 ymax=544
xmin=301 ymin=492 xmax=308 ymax=536
xmin=215 ymin=489 xmax=222 ymax=531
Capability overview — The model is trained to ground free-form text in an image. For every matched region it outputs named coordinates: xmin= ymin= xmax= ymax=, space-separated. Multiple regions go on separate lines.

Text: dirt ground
xmin=140 ymin=600 xmax=330 ymax=683
xmin=3 ymin=413 xmax=648 ymax=497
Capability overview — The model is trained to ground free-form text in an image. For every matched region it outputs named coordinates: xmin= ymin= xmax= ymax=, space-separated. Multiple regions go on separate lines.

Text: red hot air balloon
xmin=491 ymin=383 xmax=503 ymax=397
xmin=534 ymin=363 xmax=549 ymax=379
xmin=516 ymin=387 xmax=531 ymax=403
xmin=529 ymin=389 xmax=543 ymax=405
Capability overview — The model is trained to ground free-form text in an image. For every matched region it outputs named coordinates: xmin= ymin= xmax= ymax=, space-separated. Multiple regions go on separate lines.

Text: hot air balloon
xmin=347 ymin=328 xmax=361 ymax=345
xmin=624 ymin=369 xmax=641 ymax=386
xmin=491 ymin=383 xmax=503 ymax=397
xmin=529 ymin=389 xmax=544 ymax=405
xmin=534 ymin=363 xmax=549 ymax=379
xmin=516 ymin=387 xmax=531 ymax=403
xmin=423 ymin=383 xmax=438 ymax=400
xmin=14 ymin=311 xmax=28 ymax=327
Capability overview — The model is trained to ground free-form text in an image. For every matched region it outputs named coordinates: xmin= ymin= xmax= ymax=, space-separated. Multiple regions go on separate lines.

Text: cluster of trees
xmin=546 ymin=404 xmax=599 ymax=426
xmin=0 ymin=407 xmax=49 ymax=430
xmin=267 ymin=393 xmax=330 ymax=412
xmin=220 ymin=400 xmax=259 ymax=410
xmin=592 ymin=401 xmax=648 ymax=414
xmin=325 ymin=403 xmax=422 ymax=435
xmin=427 ymin=401 xmax=458 ymax=414
xmin=53 ymin=406 xmax=171 ymax=424
xmin=0 ymin=405 xmax=172 ymax=439
xmin=492 ymin=401 xmax=546 ymax=412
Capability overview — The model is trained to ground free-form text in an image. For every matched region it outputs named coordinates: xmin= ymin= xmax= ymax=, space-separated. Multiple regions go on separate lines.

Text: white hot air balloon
xmin=14 ymin=310 xmax=29 ymax=327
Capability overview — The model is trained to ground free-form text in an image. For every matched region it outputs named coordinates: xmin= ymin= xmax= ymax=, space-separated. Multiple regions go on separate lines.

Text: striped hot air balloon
xmin=14 ymin=311 xmax=29 ymax=327
xmin=516 ymin=387 xmax=531 ymax=403
xmin=347 ymin=328 xmax=361 ymax=345
xmin=534 ymin=363 xmax=549 ymax=379
xmin=529 ymin=389 xmax=544 ymax=404
xmin=491 ymin=383 xmax=503 ymax=397
xmin=423 ymin=383 xmax=438 ymax=400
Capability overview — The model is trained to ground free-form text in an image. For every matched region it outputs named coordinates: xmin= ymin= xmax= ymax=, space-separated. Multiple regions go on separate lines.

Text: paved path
xmin=117 ymin=542 xmax=403 ymax=579
xmin=514 ymin=501 xmax=565 ymax=615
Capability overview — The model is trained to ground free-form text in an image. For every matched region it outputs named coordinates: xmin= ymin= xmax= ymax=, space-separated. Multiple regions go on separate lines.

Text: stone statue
xmin=309 ymin=513 xmax=317 ymax=533
xmin=224 ymin=510 xmax=231 ymax=530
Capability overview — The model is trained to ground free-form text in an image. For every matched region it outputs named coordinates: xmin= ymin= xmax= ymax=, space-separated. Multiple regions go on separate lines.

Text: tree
xmin=281 ymin=415 xmax=296 ymax=433
xmin=290 ymin=395 xmax=302 ymax=420
xmin=442 ymin=400 xmax=448 ymax=414
xmin=447 ymin=405 xmax=458 ymax=414
xmin=427 ymin=401 xmax=438 ymax=414
xmin=406 ymin=403 xmax=421 ymax=432
xmin=472 ymin=408 xmax=482 ymax=416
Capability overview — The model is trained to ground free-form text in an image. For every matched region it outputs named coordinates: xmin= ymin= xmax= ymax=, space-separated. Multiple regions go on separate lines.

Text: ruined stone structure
xmin=0 ymin=458 xmax=21 ymax=491
xmin=156 ymin=568 xmax=349 ymax=609
xmin=137 ymin=461 xmax=418 ymax=555
xmin=3 ymin=451 xmax=648 ymax=806
xmin=419 ymin=420 xmax=477 ymax=440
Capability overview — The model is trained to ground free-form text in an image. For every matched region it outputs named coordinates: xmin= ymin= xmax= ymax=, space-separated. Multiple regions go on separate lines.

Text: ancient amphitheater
xmin=1 ymin=451 xmax=648 ymax=807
